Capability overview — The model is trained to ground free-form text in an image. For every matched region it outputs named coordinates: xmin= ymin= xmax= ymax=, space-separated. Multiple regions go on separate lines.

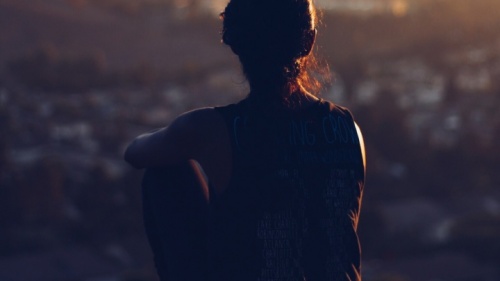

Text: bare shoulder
xmin=176 ymin=107 xmax=222 ymax=125
xmin=124 ymin=107 xmax=227 ymax=169
xmin=170 ymin=107 xmax=229 ymax=156
xmin=172 ymin=107 xmax=225 ymax=137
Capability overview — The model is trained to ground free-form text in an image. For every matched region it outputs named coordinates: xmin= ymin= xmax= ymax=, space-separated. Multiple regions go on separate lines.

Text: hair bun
xmin=220 ymin=0 xmax=326 ymax=97
xmin=221 ymin=0 xmax=315 ymax=60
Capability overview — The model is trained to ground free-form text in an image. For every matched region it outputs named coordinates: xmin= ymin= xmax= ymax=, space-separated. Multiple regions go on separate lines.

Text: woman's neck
xmin=247 ymin=83 xmax=318 ymax=109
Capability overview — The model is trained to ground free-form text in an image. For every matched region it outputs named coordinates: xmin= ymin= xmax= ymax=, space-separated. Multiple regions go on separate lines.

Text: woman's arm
xmin=124 ymin=108 xmax=213 ymax=169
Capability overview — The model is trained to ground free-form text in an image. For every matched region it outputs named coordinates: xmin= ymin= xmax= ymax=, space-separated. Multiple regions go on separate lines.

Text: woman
xmin=125 ymin=0 xmax=366 ymax=280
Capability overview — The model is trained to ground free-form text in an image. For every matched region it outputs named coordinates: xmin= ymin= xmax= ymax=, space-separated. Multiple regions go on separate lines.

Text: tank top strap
xmin=213 ymin=101 xmax=246 ymax=161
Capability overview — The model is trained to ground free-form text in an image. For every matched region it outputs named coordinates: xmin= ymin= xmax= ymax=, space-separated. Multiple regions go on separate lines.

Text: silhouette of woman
xmin=125 ymin=0 xmax=366 ymax=280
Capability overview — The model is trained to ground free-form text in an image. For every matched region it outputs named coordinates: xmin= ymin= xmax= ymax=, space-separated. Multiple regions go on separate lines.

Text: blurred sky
xmin=188 ymin=0 xmax=413 ymax=16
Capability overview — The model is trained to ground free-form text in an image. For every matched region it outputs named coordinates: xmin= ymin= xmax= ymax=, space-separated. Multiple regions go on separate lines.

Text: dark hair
xmin=220 ymin=0 xmax=328 ymax=100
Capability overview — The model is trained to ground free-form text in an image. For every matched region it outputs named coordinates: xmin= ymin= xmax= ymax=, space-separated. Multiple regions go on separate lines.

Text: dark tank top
xmin=209 ymin=98 xmax=365 ymax=281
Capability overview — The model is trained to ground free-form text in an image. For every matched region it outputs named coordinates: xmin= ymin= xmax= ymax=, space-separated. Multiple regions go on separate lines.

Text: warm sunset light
xmin=391 ymin=0 xmax=409 ymax=17
xmin=1 ymin=0 xmax=500 ymax=280
xmin=173 ymin=0 xmax=189 ymax=9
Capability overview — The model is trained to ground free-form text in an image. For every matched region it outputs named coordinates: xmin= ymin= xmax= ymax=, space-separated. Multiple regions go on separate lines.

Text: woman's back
xmin=208 ymin=98 xmax=364 ymax=281
xmin=125 ymin=0 xmax=367 ymax=279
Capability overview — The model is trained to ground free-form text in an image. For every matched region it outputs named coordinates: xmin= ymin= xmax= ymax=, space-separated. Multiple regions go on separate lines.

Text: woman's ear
xmin=301 ymin=28 xmax=317 ymax=57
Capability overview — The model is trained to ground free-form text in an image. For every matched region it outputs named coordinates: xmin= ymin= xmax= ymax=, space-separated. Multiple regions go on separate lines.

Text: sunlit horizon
xmin=185 ymin=0 xmax=412 ymax=16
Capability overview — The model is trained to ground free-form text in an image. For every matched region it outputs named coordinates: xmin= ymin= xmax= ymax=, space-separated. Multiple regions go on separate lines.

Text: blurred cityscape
xmin=1 ymin=0 xmax=499 ymax=280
